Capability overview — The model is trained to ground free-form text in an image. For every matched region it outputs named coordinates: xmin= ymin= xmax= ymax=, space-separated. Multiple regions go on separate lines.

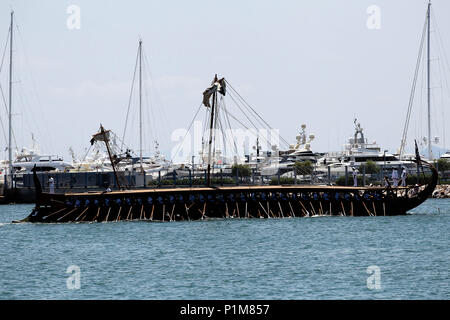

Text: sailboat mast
xmin=207 ymin=74 xmax=218 ymax=187
xmin=8 ymin=11 xmax=13 ymax=188
xmin=139 ymin=39 xmax=143 ymax=170
xmin=427 ymin=1 xmax=432 ymax=160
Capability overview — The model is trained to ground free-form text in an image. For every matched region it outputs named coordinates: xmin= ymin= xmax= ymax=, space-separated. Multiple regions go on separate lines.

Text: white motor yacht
xmin=316 ymin=120 xmax=413 ymax=177
xmin=13 ymin=147 xmax=73 ymax=173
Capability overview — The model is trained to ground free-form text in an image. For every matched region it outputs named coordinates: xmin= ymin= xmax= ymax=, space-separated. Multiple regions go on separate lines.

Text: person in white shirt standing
xmin=401 ymin=167 xmax=408 ymax=187
xmin=49 ymin=176 xmax=55 ymax=194
xmin=392 ymin=168 xmax=399 ymax=187
xmin=352 ymin=167 xmax=358 ymax=187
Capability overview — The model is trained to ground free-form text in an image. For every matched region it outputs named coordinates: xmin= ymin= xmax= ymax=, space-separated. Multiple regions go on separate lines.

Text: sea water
xmin=0 ymin=199 xmax=449 ymax=299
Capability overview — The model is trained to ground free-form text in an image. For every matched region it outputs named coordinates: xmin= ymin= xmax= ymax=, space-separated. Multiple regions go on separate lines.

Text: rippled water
xmin=0 ymin=199 xmax=449 ymax=300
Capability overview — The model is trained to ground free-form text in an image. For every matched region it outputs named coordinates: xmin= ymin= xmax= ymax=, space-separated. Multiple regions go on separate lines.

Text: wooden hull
xmin=19 ymin=183 xmax=436 ymax=224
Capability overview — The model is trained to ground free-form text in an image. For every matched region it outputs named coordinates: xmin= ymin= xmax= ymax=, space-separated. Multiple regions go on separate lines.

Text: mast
xmin=92 ymin=125 xmax=122 ymax=190
xmin=138 ymin=39 xmax=143 ymax=171
xmin=8 ymin=11 xmax=13 ymax=188
xmin=427 ymin=1 xmax=432 ymax=161
xmin=207 ymin=74 xmax=218 ymax=187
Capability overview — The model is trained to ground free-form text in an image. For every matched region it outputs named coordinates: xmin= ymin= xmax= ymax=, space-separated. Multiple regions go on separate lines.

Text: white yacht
xmin=12 ymin=147 xmax=73 ymax=173
xmin=121 ymin=142 xmax=176 ymax=179
xmin=259 ymin=145 xmax=295 ymax=176
xmin=316 ymin=120 xmax=413 ymax=176
xmin=440 ymin=151 xmax=450 ymax=161
xmin=279 ymin=124 xmax=319 ymax=163
xmin=243 ymin=125 xmax=318 ymax=176
xmin=68 ymin=147 xmax=112 ymax=172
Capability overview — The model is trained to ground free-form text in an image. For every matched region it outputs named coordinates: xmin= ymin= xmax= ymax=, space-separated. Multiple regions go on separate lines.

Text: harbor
xmin=1 ymin=0 xmax=450 ymax=305
xmin=1 ymin=18 xmax=448 ymax=210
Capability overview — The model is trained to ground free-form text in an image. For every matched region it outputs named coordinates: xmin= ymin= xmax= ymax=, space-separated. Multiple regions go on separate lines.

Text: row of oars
xmin=40 ymin=198 xmax=386 ymax=223
xmin=42 ymin=204 xmax=157 ymax=223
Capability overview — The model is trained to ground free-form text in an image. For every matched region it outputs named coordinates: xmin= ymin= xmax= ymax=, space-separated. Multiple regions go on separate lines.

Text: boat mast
xmin=427 ymin=1 xmax=432 ymax=161
xmin=8 ymin=11 xmax=13 ymax=188
xmin=207 ymin=74 xmax=218 ymax=187
xmin=139 ymin=39 xmax=143 ymax=171
xmin=101 ymin=125 xmax=121 ymax=190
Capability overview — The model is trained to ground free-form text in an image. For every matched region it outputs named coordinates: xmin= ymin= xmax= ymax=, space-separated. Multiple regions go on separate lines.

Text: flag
xmin=202 ymin=78 xmax=226 ymax=107
xmin=90 ymin=125 xmax=110 ymax=145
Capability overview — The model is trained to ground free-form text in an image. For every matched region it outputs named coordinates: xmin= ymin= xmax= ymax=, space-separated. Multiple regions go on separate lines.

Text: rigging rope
xmin=0 ymin=85 xmax=9 ymax=145
xmin=222 ymin=98 xmax=239 ymax=157
xmin=399 ymin=12 xmax=427 ymax=157
xmin=121 ymin=44 xmax=140 ymax=151
xmin=0 ymin=27 xmax=10 ymax=145
xmin=0 ymin=26 xmax=10 ymax=74
xmin=0 ymin=26 xmax=17 ymax=149
xmin=142 ymin=48 xmax=171 ymax=145
xmin=225 ymin=79 xmax=290 ymax=148
xmin=15 ymin=21 xmax=54 ymax=152
xmin=219 ymin=103 xmax=275 ymax=150
xmin=171 ymin=102 xmax=203 ymax=162
xmin=431 ymin=8 xmax=450 ymax=151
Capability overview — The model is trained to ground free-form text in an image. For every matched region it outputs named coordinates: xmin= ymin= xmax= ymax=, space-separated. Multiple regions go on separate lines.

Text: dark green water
xmin=0 ymin=199 xmax=449 ymax=299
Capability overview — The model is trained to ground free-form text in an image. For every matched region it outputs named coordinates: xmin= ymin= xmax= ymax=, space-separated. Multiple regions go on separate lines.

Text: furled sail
xmin=90 ymin=125 xmax=111 ymax=145
xmin=202 ymin=78 xmax=226 ymax=107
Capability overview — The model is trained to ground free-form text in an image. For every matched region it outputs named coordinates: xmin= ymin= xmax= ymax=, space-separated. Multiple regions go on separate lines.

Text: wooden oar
xmin=225 ymin=202 xmax=229 ymax=218
xmin=298 ymin=200 xmax=310 ymax=217
xmin=126 ymin=206 xmax=133 ymax=220
xmin=104 ymin=207 xmax=112 ymax=222
xmin=75 ymin=207 xmax=89 ymax=221
xmin=150 ymin=205 xmax=154 ymax=220
xmin=92 ymin=207 xmax=101 ymax=222
xmin=340 ymin=201 xmax=346 ymax=216
xmin=57 ymin=208 xmax=77 ymax=222
xmin=361 ymin=201 xmax=374 ymax=216
xmin=258 ymin=202 xmax=270 ymax=218
xmin=170 ymin=204 xmax=175 ymax=221
xmin=278 ymin=202 xmax=284 ymax=218
xmin=138 ymin=205 xmax=144 ymax=220
xmin=245 ymin=202 xmax=248 ymax=218
xmin=309 ymin=202 xmax=317 ymax=216
xmin=202 ymin=203 xmax=206 ymax=219
xmin=184 ymin=204 xmax=190 ymax=221
xmin=197 ymin=204 xmax=205 ymax=219
xmin=288 ymin=201 xmax=295 ymax=217
xmin=115 ymin=207 xmax=122 ymax=222
xmin=42 ymin=207 xmax=66 ymax=220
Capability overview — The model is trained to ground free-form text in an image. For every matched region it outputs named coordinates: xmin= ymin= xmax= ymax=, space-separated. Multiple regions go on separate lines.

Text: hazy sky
xmin=0 ymin=0 xmax=449 ymax=162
